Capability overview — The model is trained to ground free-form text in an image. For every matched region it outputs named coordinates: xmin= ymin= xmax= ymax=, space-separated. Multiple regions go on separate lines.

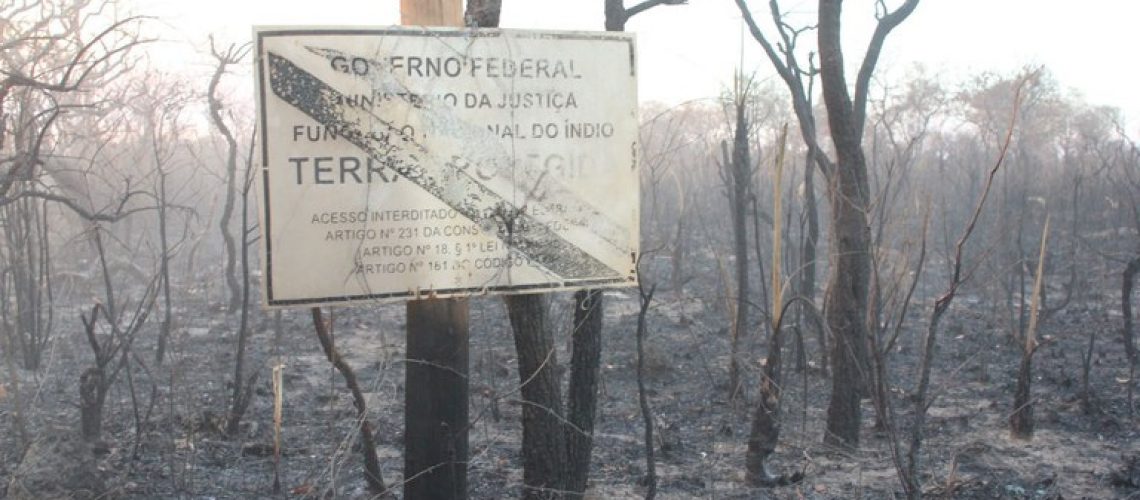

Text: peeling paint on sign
xmin=254 ymin=27 xmax=639 ymax=306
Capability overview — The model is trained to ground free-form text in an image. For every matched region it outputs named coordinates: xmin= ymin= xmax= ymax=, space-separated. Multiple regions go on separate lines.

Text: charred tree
xmin=206 ymin=39 xmax=250 ymax=313
xmin=735 ymin=0 xmax=920 ymax=449
xmin=635 ymin=284 xmax=658 ymax=499
xmin=154 ymin=155 xmax=173 ymax=364
xmin=1123 ymin=256 xmax=1140 ymax=416
xmin=727 ymin=87 xmax=752 ymax=400
xmin=565 ymin=289 xmax=604 ymax=496
xmin=225 ymin=138 xmax=259 ymax=437
xmin=1010 ymin=217 xmax=1050 ymax=439
xmin=798 ymin=146 xmax=825 ymax=373
xmin=816 ymin=0 xmax=877 ymax=446
xmin=506 ymin=294 xmax=567 ymax=499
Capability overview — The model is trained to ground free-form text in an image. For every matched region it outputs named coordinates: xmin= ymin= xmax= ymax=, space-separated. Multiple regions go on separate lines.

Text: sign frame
xmin=254 ymin=26 xmax=640 ymax=307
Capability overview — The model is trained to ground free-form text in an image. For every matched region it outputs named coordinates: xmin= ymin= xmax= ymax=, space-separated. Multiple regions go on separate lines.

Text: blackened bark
xmin=1080 ymin=325 xmax=1097 ymax=413
xmin=206 ymin=43 xmax=244 ymax=313
xmin=565 ymin=289 xmax=604 ymax=497
xmin=729 ymin=100 xmax=751 ymax=400
xmin=818 ymin=0 xmax=874 ymax=449
xmin=1124 ymin=257 xmax=1140 ymax=371
xmin=464 ymin=0 xmax=500 ymax=27
xmin=1121 ymin=256 xmax=1139 ymax=415
xmin=635 ymin=286 xmax=657 ymax=499
xmin=800 ymin=148 xmax=819 ymax=305
xmin=801 ymin=148 xmax=825 ymax=373
xmin=154 ymin=167 xmax=172 ymax=364
xmin=604 ymin=0 xmax=627 ymax=31
xmin=746 ymin=298 xmax=809 ymax=487
xmin=506 ymin=294 xmax=566 ymax=499
xmin=746 ymin=319 xmax=783 ymax=485
xmin=225 ymin=172 xmax=255 ymax=437
xmin=79 ymin=368 xmax=103 ymax=441
xmin=1010 ymin=353 xmax=1034 ymax=439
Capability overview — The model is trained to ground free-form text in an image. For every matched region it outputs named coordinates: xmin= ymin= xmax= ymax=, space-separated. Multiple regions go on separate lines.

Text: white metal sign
xmin=254 ymin=27 xmax=639 ymax=306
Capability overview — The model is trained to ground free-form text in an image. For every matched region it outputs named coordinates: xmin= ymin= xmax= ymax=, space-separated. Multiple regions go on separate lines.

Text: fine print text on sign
xmin=254 ymin=27 xmax=639 ymax=306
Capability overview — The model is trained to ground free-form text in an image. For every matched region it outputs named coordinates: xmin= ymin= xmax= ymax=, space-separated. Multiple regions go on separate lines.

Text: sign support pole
xmin=400 ymin=3 xmax=468 ymax=500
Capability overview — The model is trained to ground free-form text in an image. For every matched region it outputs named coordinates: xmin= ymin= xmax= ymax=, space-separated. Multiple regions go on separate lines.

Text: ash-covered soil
xmin=2 ymin=259 xmax=1139 ymax=499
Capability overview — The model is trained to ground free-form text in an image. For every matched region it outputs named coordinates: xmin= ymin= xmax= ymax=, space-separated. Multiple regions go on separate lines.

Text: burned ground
xmin=2 ymin=250 xmax=1138 ymax=500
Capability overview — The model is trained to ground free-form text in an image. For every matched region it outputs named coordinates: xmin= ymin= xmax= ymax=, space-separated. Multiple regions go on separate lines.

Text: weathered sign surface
xmin=254 ymin=27 xmax=639 ymax=306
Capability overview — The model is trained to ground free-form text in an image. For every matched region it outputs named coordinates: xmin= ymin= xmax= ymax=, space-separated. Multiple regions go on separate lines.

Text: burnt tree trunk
xmin=734 ymin=0 xmax=918 ymax=450
xmin=800 ymin=147 xmax=825 ymax=373
xmin=746 ymin=320 xmax=784 ymax=485
xmin=464 ymin=0 xmax=500 ymax=26
xmin=728 ymin=99 xmax=751 ymax=400
xmin=818 ymin=0 xmax=874 ymax=448
xmin=565 ymin=289 xmax=604 ymax=497
xmin=154 ymin=164 xmax=173 ymax=364
xmin=1122 ymin=256 xmax=1139 ymax=416
xmin=206 ymin=44 xmax=243 ymax=313
xmin=225 ymin=166 xmax=256 ymax=437
xmin=506 ymin=294 xmax=567 ymax=500
xmin=635 ymin=285 xmax=657 ymax=499
xmin=1010 ymin=353 xmax=1034 ymax=439
xmin=800 ymin=148 xmax=819 ymax=306
xmin=505 ymin=289 xmax=605 ymax=500
xmin=79 ymin=367 xmax=104 ymax=441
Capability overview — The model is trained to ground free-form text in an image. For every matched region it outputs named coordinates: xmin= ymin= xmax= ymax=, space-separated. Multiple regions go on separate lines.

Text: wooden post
xmin=400 ymin=4 xmax=467 ymax=500
xmin=401 ymin=0 xmax=463 ymax=26
xmin=405 ymin=299 xmax=468 ymax=499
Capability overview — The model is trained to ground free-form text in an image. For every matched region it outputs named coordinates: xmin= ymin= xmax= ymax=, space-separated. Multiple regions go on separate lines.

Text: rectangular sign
xmin=254 ymin=27 xmax=639 ymax=306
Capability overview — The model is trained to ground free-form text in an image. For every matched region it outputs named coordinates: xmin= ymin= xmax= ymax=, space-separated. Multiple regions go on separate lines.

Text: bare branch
xmin=733 ymin=0 xmax=834 ymax=176
xmin=626 ymin=0 xmax=686 ymax=20
xmin=853 ymin=0 xmax=920 ymax=136
xmin=0 ymin=188 xmax=153 ymax=222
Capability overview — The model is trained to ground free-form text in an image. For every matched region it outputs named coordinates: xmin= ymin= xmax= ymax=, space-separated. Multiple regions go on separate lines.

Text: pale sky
xmin=131 ymin=0 xmax=1140 ymax=131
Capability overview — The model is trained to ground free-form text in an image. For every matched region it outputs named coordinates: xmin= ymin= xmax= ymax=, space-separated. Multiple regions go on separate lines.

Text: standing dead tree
xmin=719 ymin=74 xmax=755 ymax=400
xmin=1123 ymin=255 xmax=1139 ymax=417
xmin=206 ymin=37 xmax=250 ymax=313
xmin=734 ymin=0 xmax=921 ymax=447
xmin=1009 ymin=217 xmax=1050 ymax=439
xmin=635 ymin=280 xmax=658 ymax=499
xmin=1118 ymin=134 xmax=1140 ymax=417
xmin=504 ymin=293 xmax=567 ymax=499
xmin=224 ymin=129 xmax=259 ymax=437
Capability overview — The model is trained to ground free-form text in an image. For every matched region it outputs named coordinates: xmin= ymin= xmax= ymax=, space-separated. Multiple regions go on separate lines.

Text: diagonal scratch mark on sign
xmin=301 ymin=45 xmax=633 ymax=257
xmin=267 ymin=51 xmax=622 ymax=281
